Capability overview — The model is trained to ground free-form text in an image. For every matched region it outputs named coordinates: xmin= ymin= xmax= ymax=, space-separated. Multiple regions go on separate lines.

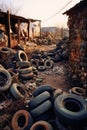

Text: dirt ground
xmin=25 ymin=43 xmax=70 ymax=92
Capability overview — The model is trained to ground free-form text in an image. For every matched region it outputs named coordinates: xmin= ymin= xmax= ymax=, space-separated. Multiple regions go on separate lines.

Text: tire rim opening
xmin=34 ymin=125 xmax=46 ymax=130
xmin=46 ymin=62 xmax=51 ymax=67
xmin=64 ymin=98 xmax=82 ymax=112
xmin=0 ymin=73 xmax=8 ymax=87
xmin=17 ymin=86 xmax=25 ymax=95
xmin=18 ymin=115 xmax=26 ymax=128
xmin=20 ymin=53 xmax=27 ymax=61
xmin=76 ymin=88 xmax=84 ymax=94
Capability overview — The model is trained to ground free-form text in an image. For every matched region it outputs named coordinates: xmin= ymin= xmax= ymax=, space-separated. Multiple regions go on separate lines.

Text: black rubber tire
xmin=54 ymin=93 xmax=87 ymax=126
xmin=15 ymin=50 xmax=28 ymax=62
xmin=69 ymin=87 xmax=86 ymax=96
xmin=0 ymin=68 xmax=12 ymax=91
xmin=11 ymin=110 xmax=33 ymax=130
xmin=33 ymin=85 xmax=54 ymax=97
xmin=30 ymin=100 xmax=52 ymax=118
xmin=31 ymin=59 xmax=39 ymax=68
xmin=44 ymin=59 xmax=54 ymax=69
xmin=28 ymin=91 xmax=51 ymax=109
xmin=38 ymin=66 xmax=46 ymax=71
xmin=0 ymin=47 xmax=10 ymax=55
xmin=16 ymin=61 xmax=30 ymax=68
xmin=30 ymin=121 xmax=53 ymax=130
xmin=10 ymin=83 xmax=27 ymax=99
xmin=19 ymin=72 xmax=34 ymax=80
xmin=0 ymin=47 xmax=15 ymax=54
xmin=18 ymin=66 xmax=32 ymax=74
xmin=34 ymin=110 xmax=54 ymax=122
xmin=54 ymin=54 xmax=62 ymax=62
xmin=47 ymin=52 xmax=55 ymax=57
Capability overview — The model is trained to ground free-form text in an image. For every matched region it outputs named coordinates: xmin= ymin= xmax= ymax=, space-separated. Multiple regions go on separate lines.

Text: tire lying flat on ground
xmin=19 ymin=72 xmax=34 ymax=80
xmin=69 ymin=87 xmax=86 ymax=96
xmin=44 ymin=59 xmax=54 ymax=69
xmin=54 ymin=93 xmax=87 ymax=126
xmin=11 ymin=110 xmax=33 ymax=130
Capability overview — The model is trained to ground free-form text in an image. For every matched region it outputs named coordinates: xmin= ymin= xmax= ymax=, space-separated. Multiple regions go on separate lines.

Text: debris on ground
xmin=0 ymin=37 xmax=87 ymax=130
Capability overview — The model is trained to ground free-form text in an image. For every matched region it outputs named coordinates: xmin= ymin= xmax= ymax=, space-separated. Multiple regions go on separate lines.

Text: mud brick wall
xmin=67 ymin=8 xmax=87 ymax=46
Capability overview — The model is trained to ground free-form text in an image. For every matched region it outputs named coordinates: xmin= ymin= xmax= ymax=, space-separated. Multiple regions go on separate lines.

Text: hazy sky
xmin=0 ymin=0 xmax=81 ymax=27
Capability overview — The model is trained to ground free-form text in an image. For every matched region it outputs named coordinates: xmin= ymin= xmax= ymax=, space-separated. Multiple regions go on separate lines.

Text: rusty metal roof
xmin=63 ymin=0 xmax=87 ymax=15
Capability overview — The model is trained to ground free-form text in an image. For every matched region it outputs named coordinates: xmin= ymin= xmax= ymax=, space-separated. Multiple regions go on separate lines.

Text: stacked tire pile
xmin=0 ymin=47 xmax=38 ymax=129
xmin=47 ymin=37 xmax=70 ymax=63
xmin=31 ymin=51 xmax=54 ymax=71
xmin=10 ymin=85 xmax=87 ymax=130
xmin=30 ymin=37 xmax=70 ymax=72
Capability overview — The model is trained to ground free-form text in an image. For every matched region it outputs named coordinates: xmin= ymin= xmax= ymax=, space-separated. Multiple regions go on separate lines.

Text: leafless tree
xmin=0 ymin=0 xmax=21 ymax=15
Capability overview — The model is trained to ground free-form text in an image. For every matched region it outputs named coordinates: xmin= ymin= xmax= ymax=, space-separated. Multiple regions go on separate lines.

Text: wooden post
xmin=18 ymin=19 xmax=20 ymax=44
xmin=39 ymin=21 xmax=41 ymax=37
xmin=7 ymin=11 xmax=11 ymax=47
xmin=61 ymin=27 xmax=64 ymax=39
xmin=28 ymin=21 xmax=30 ymax=41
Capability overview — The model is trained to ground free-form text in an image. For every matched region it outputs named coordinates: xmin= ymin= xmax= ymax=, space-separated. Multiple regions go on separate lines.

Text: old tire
xmin=38 ymin=66 xmax=46 ymax=71
xmin=19 ymin=72 xmax=34 ymax=80
xmin=28 ymin=91 xmax=51 ymax=109
xmin=33 ymin=85 xmax=54 ymax=97
xmin=31 ymin=59 xmax=39 ymax=68
xmin=69 ymin=87 xmax=86 ymax=96
xmin=30 ymin=121 xmax=53 ymax=130
xmin=30 ymin=100 xmax=52 ymax=118
xmin=15 ymin=50 xmax=28 ymax=62
xmin=16 ymin=61 xmax=30 ymax=68
xmin=54 ymin=93 xmax=87 ymax=126
xmin=44 ymin=59 xmax=54 ymax=69
xmin=18 ymin=66 xmax=32 ymax=74
xmin=11 ymin=110 xmax=33 ymax=130
xmin=10 ymin=83 xmax=27 ymax=99
xmin=0 ymin=68 xmax=12 ymax=91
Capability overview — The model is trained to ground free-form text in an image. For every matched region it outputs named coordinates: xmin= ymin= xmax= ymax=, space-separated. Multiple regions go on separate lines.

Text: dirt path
xmin=37 ymin=62 xmax=70 ymax=92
